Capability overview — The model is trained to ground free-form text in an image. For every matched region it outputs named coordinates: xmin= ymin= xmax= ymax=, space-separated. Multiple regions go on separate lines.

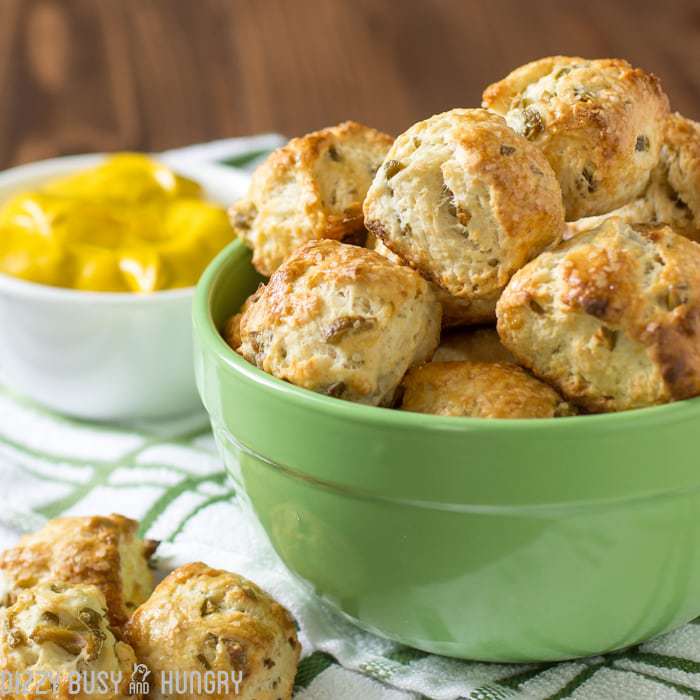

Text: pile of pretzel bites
xmin=226 ymin=56 xmax=700 ymax=419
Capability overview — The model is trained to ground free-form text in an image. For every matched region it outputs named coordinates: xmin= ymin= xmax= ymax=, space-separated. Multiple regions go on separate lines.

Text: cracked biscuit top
xmin=0 ymin=514 xmax=156 ymax=630
xmin=125 ymin=562 xmax=300 ymax=700
xmin=230 ymin=121 xmax=393 ymax=276
xmin=0 ymin=583 xmax=140 ymax=700
xmin=568 ymin=113 xmax=700 ymax=241
xmin=483 ymin=56 xmax=669 ymax=220
xmin=497 ymin=218 xmax=700 ymax=412
xmin=236 ymin=239 xmax=442 ymax=406
xmin=363 ymin=108 xmax=564 ymax=325
xmin=400 ymin=361 xmax=574 ymax=418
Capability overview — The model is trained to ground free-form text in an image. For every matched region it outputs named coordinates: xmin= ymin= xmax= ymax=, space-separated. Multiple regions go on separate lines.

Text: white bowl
xmin=0 ymin=152 xmax=250 ymax=421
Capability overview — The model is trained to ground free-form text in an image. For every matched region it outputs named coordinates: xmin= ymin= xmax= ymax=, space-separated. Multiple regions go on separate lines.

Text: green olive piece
xmin=85 ymin=630 xmax=105 ymax=661
xmin=529 ymin=298 xmax=545 ymax=315
xmin=635 ymin=135 xmax=650 ymax=152
xmin=7 ymin=629 xmax=25 ymax=648
xmin=599 ymin=326 xmax=618 ymax=351
xmin=79 ymin=607 xmax=102 ymax=629
xmin=325 ymin=382 xmax=346 ymax=398
xmin=224 ymin=638 xmax=246 ymax=669
xmin=324 ymin=316 xmax=376 ymax=344
xmin=582 ymin=167 xmax=597 ymax=193
xmin=200 ymin=598 xmax=218 ymax=617
xmin=384 ymin=160 xmax=404 ymax=179
xmin=31 ymin=626 xmax=84 ymax=656
xmin=522 ymin=109 xmax=544 ymax=140
xmin=574 ymin=87 xmax=594 ymax=102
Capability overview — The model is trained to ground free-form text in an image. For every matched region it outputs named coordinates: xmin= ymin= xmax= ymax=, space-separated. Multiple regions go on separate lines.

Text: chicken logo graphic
xmin=128 ymin=664 xmax=151 ymax=696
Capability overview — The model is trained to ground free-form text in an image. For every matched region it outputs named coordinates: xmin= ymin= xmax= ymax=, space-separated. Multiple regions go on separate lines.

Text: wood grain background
xmin=0 ymin=0 xmax=699 ymax=167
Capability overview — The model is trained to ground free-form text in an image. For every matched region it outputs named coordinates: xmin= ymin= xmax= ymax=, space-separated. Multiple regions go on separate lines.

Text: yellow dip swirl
xmin=0 ymin=154 xmax=234 ymax=292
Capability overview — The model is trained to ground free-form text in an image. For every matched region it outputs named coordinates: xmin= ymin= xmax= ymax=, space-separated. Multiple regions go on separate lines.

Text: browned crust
xmin=483 ymin=56 xmax=670 ymax=219
xmin=241 ymin=238 xmax=432 ymax=328
xmin=0 ymin=514 xmax=153 ymax=630
xmin=136 ymin=562 xmax=299 ymax=639
xmin=656 ymin=112 xmax=700 ymax=237
xmin=221 ymin=283 xmax=266 ymax=353
xmin=497 ymin=219 xmax=700 ymax=411
xmin=230 ymin=121 xmax=393 ymax=276
xmin=482 ymin=56 xmax=587 ymax=110
xmin=649 ymin=305 xmax=700 ymax=400
xmin=364 ymin=110 xmax=562 ymax=325
xmin=125 ymin=562 xmax=300 ymax=700
xmin=235 ymin=239 xmax=441 ymax=405
xmin=400 ymin=361 xmax=573 ymax=418
xmin=483 ymin=56 xmax=667 ymax=121
xmin=222 ymin=313 xmax=243 ymax=351
xmin=566 ymin=112 xmax=700 ymax=241
xmin=283 ymin=120 xmax=393 ymax=161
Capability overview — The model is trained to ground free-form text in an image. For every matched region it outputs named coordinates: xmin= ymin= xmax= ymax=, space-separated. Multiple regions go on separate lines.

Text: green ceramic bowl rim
xmin=194 ymin=239 xmax=700 ymax=434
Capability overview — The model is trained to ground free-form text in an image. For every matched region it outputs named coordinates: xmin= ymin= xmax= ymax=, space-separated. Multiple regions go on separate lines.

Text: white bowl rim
xmin=0 ymin=152 xmax=223 ymax=304
xmin=0 ymin=271 xmax=194 ymax=303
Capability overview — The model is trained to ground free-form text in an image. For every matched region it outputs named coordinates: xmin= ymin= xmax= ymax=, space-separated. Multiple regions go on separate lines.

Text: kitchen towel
xmin=2 ymin=137 xmax=700 ymax=700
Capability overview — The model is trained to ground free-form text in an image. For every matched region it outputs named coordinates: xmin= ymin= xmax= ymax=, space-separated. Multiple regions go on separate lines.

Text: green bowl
xmin=193 ymin=239 xmax=700 ymax=663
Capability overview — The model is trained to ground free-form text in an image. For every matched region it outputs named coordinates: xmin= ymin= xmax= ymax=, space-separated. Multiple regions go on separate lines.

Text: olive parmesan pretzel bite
xmin=0 ymin=583 xmax=140 ymax=700
xmin=497 ymin=218 xmax=700 ymax=412
xmin=483 ymin=56 xmax=669 ymax=220
xmin=0 ymin=514 xmax=157 ymax=630
xmin=363 ymin=108 xmax=564 ymax=325
xmin=237 ymin=239 xmax=442 ymax=406
xmin=230 ymin=121 xmax=393 ymax=276
xmin=568 ymin=113 xmax=700 ymax=241
xmin=125 ymin=562 xmax=300 ymax=700
xmin=400 ymin=361 xmax=574 ymax=418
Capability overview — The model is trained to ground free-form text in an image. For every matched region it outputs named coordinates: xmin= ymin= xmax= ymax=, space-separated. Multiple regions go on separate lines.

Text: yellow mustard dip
xmin=0 ymin=154 xmax=234 ymax=292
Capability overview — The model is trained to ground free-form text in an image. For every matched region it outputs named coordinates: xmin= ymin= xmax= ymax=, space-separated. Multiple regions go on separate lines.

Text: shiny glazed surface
xmin=194 ymin=239 xmax=700 ymax=661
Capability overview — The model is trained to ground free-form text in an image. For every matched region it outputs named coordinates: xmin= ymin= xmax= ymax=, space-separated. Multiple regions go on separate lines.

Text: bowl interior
xmin=200 ymin=240 xmax=700 ymax=431
xmin=208 ymin=244 xmax=265 ymax=329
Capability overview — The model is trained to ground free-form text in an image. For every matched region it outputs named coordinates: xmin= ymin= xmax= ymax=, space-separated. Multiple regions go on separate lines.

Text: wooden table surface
xmin=1 ymin=0 xmax=699 ymax=167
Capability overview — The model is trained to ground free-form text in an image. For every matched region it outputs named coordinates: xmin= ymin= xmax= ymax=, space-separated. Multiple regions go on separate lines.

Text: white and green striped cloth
xmin=2 ymin=138 xmax=700 ymax=700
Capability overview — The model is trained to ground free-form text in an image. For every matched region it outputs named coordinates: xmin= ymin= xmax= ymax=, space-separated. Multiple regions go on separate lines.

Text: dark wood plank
xmin=0 ymin=0 xmax=698 ymax=167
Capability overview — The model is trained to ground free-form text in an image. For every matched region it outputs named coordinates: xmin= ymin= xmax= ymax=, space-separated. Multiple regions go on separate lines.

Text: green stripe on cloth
xmin=220 ymin=148 xmax=274 ymax=169
xmin=619 ymin=650 xmax=700 ymax=675
xmin=541 ymin=662 xmax=606 ymax=700
xmin=6 ymin=383 xmax=700 ymax=700
xmin=137 ymin=470 xmax=229 ymax=537
xmin=625 ymin=669 xmax=700 ymax=699
xmin=496 ymin=664 xmax=558 ymax=691
xmin=294 ymin=652 xmax=337 ymax=690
